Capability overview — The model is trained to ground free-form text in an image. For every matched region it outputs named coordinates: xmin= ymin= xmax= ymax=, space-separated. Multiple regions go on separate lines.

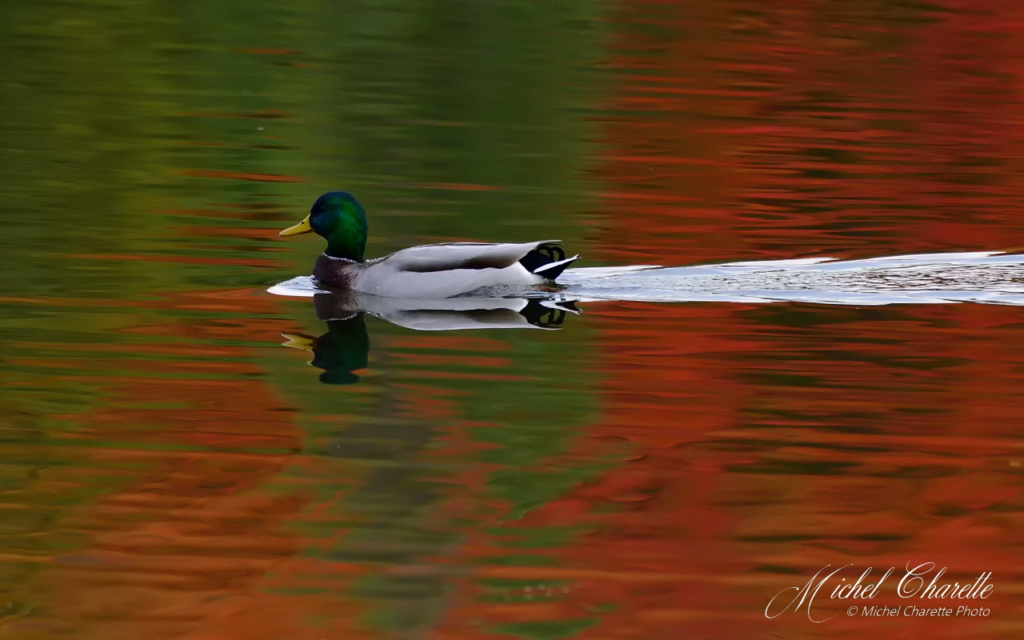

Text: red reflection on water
xmin=10 ymin=288 xmax=376 ymax=640
xmin=594 ymin=0 xmax=1024 ymax=268
xmin=436 ymin=1 xmax=1024 ymax=638
xmin=11 ymin=1 xmax=1024 ymax=639
xmin=179 ymin=170 xmax=307 ymax=183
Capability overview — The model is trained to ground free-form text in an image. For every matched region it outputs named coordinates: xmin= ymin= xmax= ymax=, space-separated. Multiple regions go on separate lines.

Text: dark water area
xmin=1 ymin=1 xmax=1023 ymax=639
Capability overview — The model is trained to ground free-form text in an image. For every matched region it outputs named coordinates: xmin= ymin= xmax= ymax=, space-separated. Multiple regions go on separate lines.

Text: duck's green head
xmin=280 ymin=192 xmax=368 ymax=262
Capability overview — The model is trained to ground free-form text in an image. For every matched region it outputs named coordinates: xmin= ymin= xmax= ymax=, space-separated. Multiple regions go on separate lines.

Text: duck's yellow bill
xmin=280 ymin=215 xmax=313 ymax=237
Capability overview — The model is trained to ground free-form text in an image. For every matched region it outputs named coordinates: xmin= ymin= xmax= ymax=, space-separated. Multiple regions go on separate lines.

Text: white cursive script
xmin=766 ymin=562 xmax=994 ymax=622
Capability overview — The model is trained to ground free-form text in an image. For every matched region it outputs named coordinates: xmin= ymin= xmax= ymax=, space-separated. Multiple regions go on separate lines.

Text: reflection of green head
xmin=309 ymin=306 xmax=369 ymax=385
xmin=279 ymin=192 xmax=368 ymax=262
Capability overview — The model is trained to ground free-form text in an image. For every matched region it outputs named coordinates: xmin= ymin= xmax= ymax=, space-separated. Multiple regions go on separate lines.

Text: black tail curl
xmin=519 ymin=243 xmax=571 ymax=278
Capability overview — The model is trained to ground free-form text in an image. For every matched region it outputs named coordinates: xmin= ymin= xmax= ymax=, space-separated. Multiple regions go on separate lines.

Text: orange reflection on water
xmin=4 ymin=0 xmax=1024 ymax=639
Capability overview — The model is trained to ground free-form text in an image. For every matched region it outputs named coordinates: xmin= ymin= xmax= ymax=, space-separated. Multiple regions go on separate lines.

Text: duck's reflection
xmin=282 ymin=292 xmax=580 ymax=384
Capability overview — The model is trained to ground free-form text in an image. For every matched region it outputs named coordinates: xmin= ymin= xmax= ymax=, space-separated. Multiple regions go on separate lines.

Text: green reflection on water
xmin=0 ymin=0 xmax=609 ymax=637
xmin=492 ymin=618 xmax=600 ymax=640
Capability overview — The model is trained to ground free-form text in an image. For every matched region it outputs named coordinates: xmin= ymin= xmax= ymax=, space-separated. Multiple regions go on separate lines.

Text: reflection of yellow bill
xmin=280 ymin=215 xmax=312 ymax=237
xmin=280 ymin=332 xmax=315 ymax=351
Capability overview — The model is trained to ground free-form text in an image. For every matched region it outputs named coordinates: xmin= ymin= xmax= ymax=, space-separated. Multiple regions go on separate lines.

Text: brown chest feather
xmin=313 ymin=255 xmax=356 ymax=290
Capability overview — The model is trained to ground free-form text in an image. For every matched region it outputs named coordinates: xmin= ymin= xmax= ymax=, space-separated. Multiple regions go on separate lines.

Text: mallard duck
xmin=279 ymin=192 xmax=579 ymax=298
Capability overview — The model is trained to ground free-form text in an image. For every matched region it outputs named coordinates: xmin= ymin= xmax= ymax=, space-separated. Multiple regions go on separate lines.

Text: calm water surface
xmin=1 ymin=1 xmax=1023 ymax=639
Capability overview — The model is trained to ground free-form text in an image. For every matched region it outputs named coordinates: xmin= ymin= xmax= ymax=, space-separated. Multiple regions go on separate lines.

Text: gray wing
xmin=381 ymin=240 xmax=562 ymax=273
